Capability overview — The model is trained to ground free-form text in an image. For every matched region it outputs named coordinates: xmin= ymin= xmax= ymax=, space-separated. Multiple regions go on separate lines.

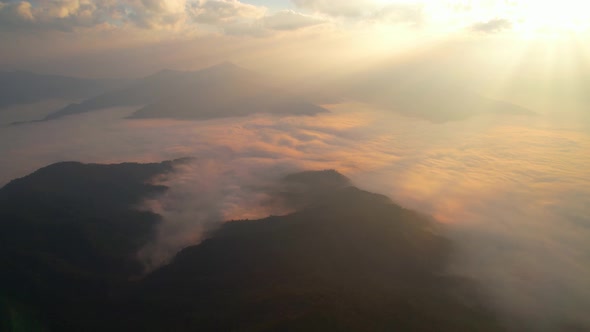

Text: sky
xmin=2 ymin=0 xmax=589 ymax=74
xmin=2 ymin=0 xmax=589 ymax=118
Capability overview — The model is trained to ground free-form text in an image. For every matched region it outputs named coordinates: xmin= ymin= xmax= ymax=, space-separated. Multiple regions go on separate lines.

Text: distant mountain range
xmin=0 ymin=160 xmax=504 ymax=331
xmin=338 ymin=59 xmax=535 ymax=122
xmin=42 ymin=62 xmax=327 ymax=122
xmin=0 ymin=71 xmax=124 ymax=109
xmin=3 ymin=62 xmax=534 ymax=124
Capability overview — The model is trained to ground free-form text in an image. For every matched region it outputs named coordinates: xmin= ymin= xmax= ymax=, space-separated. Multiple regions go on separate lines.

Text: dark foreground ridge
xmin=0 ymin=159 xmax=187 ymax=331
xmin=0 ymin=162 xmax=504 ymax=331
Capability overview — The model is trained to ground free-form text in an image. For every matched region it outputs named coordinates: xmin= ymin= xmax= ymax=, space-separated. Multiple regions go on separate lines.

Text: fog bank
xmin=1 ymin=104 xmax=588 ymax=330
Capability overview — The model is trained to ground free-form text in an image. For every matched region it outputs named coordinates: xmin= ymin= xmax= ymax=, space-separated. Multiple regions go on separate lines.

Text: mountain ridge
xmin=1 ymin=161 xmax=504 ymax=331
xmin=0 ymin=71 xmax=124 ymax=109
xmin=39 ymin=62 xmax=327 ymax=122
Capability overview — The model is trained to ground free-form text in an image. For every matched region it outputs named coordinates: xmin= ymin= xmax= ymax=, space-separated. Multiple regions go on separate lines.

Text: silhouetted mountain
xmin=0 ymin=164 xmax=503 ymax=331
xmin=272 ymin=169 xmax=355 ymax=210
xmin=43 ymin=63 xmax=327 ymax=121
xmin=0 ymin=71 xmax=123 ymax=109
xmin=116 ymin=171 xmax=502 ymax=331
xmin=0 ymin=159 xmax=188 ymax=331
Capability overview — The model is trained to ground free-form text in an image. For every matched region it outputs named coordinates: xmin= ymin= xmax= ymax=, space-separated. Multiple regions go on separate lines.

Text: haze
xmin=1 ymin=1 xmax=589 ymax=331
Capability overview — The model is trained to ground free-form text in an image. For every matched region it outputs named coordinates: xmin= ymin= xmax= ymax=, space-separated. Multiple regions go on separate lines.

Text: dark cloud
xmin=0 ymin=0 xmax=125 ymax=31
xmin=0 ymin=1 xmax=34 ymax=29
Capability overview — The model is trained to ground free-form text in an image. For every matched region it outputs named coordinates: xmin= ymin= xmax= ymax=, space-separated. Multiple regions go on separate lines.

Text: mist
xmin=1 ymin=0 xmax=590 ymax=330
xmin=1 ymin=98 xmax=588 ymax=330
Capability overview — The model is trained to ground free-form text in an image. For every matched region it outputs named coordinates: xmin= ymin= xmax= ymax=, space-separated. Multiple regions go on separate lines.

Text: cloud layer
xmin=1 ymin=102 xmax=589 ymax=330
xmin=0 ymin=0 xmax=328 ymax=34
xmin=0 ymin=0 xmax=543 ymax=37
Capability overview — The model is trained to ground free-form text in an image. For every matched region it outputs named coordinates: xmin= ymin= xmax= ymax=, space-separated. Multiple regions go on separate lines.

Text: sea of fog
xmin=1 ymin=103 xmax=589 ymax=331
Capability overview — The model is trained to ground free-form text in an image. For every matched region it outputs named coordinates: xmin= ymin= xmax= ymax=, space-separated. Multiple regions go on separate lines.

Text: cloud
xmin=0 ymin=99 xmax=589 ymax=330
xmin=0 ymin=0 xmax=140 ymax=31
xmin=129 ymin=0 xmax=189 ymax=29
xmin=189 ymin=4 xmax=325 ymax=36
xmin=292 ymin=0 xmax=424 ymax=26
xmin=138 ymin=155 xmax=298 ymax=269
xmin=0 ymin=0 xmax=326 ymax=37
xmin=262 ymin=10 xmax=326 ymax=31
xmin=0 ymin=1 xmax=33 ymax=27
xmin=0 ymin=0 xmax=268 ymax=32
xmin=188 ymin=0 xmax=265 ymax=25
xmin=186 ymin=0 xmax=269 ymax=37
xmin=470 ymin=18 xmax=512 ymax=34
xmin=289 ymin=0 xmax=426 ymax=30
xmin=370 ymin=2 xmax=424 ymax=26
xmin=291 ymin=0 xmax=375 ymax=18
xmin=189 ymin=3 xmax=326 ymax=36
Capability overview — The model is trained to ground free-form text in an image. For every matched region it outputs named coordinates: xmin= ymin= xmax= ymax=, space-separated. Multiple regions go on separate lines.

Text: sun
xmin=375 ymin=0 xmax=590 ymax=35
xmin=512 ymin=1 xmax=590 ymax=35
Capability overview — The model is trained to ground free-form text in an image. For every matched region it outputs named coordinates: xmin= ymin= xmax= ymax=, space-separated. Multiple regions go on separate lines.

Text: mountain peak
xmin=283 ymin=169 xmax=351 ymax=188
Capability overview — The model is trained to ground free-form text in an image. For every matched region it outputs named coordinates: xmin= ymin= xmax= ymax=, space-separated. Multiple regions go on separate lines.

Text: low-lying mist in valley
xmin=2 ymin=0 xmax=590 ymax=330
xmin=1 ymin=102 xmax=589 ymax=331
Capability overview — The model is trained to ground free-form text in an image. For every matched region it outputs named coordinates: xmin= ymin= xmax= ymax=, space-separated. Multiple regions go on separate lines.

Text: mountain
xmin=347 ymin=77 xmax=534 ymax=122
xmin=0 ymin=163 xmax=504 ymax=331
xmin=326 ymin=57 xmax=535 ymax=122
xmin=43 ymin=63 xmax=328 ymax=121
xmin=116 ymin=170 xmax=502 ymax=331
xmin=0 ymin=159 xmax=187 ymax=331
xmin=0 ymin=71 xmax=123 ymax=109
